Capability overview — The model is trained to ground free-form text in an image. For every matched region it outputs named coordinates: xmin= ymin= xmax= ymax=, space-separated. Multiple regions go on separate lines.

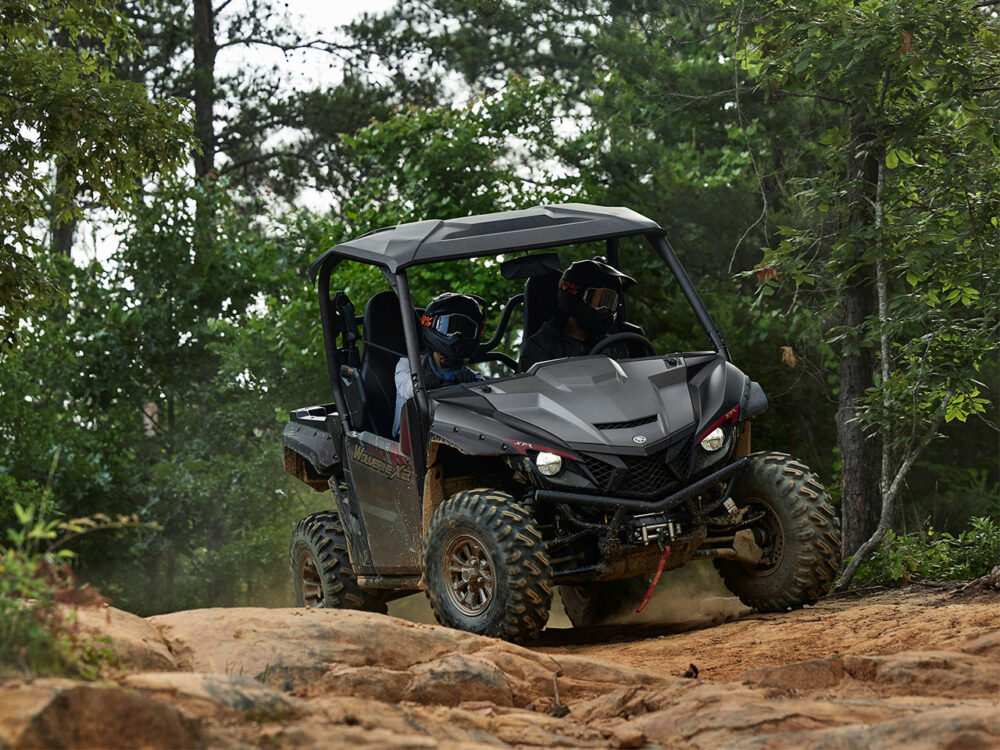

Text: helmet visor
xmin=582 ymin=287 xmax=619 ymax=311
xmin=431 ymin=313 xmax=481 ymax=340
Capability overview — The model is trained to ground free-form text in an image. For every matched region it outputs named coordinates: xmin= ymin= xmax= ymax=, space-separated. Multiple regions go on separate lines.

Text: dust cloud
xmin=608 ymin=560 xmax=751 ymax=627
xmin=385 ymin=561 xmax=750 ymax=630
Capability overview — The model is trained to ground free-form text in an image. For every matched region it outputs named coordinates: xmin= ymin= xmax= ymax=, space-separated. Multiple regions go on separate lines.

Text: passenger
xmin=519 ymin=259 xmax=635 ymax=371
xmin=393 ymin=293 xmax=485 ymax=438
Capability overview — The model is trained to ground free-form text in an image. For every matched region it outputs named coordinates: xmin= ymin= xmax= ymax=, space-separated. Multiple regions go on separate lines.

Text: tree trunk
xmin=837 ymin=283 xmax=879 ymax=557
xmin=192 ymin=0 xmax=217 ymax=257
xmin=51 ymin=217 xmax=75 ymax=258
xmin=874 ymin=159 xmax=893 ymax=535
xmin=838 ymin=107 xmax=881 ymax=561
xmin=192 ymin=0 xmax=216 ymax=179
xmin=49 ymin=28 xmax=77 ymax=259
xmin=50 ymin=158 xmax=76 ymax=258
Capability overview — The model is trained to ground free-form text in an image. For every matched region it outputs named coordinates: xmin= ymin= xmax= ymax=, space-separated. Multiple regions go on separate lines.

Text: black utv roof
xmin=308 ymin=203 xmax=662 ymax=279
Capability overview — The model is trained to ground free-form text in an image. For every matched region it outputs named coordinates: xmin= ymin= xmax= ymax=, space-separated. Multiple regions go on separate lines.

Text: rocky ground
xmin=0 ymin=578 xmax=997 ymax=749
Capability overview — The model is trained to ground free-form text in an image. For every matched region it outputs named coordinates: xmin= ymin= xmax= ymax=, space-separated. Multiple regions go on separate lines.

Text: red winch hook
xmin=635 ymin=544 xmax=671 ymax=614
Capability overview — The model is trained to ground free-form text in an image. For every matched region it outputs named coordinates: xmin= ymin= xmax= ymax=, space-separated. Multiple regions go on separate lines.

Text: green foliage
xmin=345 ymin=0 xmax=594 ymax=92
xmin=0 ymin=541 xmax=68 ymax=675
xmin=727 ymin=0 xmax=1000 ymax=552
xmin=0 ymin=500 xmax=157 ymax=676
xmin=855 ymin=516 xmax=1000 ymax=586
xmin=125 ymin=0 xmax=436 ymax=207
xmin=338 ymin=79 xmax=571 ymax=228
xmin=0 ymin=0 xmax=191 ymax=344
xmin=0 ymin=474 xmax=54 ymax=532
xmin=737 ymin=0 xmax=1000 ymax=436
xmin=0 ymin=176 xmax=319 ymax=614
xmin=905 ymin=459 xmax=1000 ymax=532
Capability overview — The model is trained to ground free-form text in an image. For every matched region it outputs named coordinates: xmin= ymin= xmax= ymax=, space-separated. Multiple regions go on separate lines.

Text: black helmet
xmin=420 ymin=293 xmax=485 ymax=360
xmin=556 ymin=259 xmax=636 ymax=333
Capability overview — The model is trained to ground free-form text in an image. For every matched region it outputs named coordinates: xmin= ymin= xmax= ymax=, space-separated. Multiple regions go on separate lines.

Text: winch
xmin=629 ymin=512 xmax=683 ymax=545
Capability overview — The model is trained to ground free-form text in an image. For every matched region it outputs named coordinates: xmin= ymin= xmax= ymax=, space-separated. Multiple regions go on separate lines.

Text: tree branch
xmin=874 ymin=155 xmax=892 ymax=530
xmin=216 ymin=36 xmax=354 ymax=55
xmin=836 ymin=387 xmax=954 ymax=591
xmin=217 ymin=149 xmax=313 ymax=175
xmin=775 ymin=89 xmax=850 ymax=105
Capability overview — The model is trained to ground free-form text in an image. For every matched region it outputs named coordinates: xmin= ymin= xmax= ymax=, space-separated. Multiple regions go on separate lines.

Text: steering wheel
xmin=588 ymin=332 xmax=656 ymax=357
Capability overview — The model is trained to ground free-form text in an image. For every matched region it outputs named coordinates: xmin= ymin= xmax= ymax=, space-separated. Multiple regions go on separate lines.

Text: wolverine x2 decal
xmin=351 ymin=442 xmax=413 ymax=482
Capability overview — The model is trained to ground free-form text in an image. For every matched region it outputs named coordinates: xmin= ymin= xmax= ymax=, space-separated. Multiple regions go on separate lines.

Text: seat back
xmin=523 ymin=270 xmax=562 ymax=340
xmin=361 ymin=291 xmax=408 ymax=437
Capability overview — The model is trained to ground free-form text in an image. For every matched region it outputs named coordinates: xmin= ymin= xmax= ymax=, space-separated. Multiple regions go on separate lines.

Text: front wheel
xmin=424 ymin=489 xmax=552 ymax=642
xmin=289 ymin=510 xmax=387 ymax=613
xmin=715 ymin=452 xmax=840 ymax=611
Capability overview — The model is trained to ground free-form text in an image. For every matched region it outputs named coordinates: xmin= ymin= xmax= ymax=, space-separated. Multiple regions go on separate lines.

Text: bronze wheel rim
xmin=445 ymin=533 xmax=496 ymax=617
xmin=299 ymin=554 xmax=324 ymax=607
xmin=744 ymin=498 xmax=785 ymax=576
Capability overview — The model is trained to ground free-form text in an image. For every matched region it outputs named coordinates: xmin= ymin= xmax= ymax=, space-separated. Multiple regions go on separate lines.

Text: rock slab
xmin=0 ymin=679 xmax=200 ymax=750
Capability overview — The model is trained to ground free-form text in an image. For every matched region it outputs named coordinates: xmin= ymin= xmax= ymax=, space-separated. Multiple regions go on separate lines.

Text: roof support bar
xmin=606 ymin=236 xmax=620 ymax=268
xmin=317 ymin=260 xmax=352 ymax=432
xmin=396 ymin=272 xmax=428 ymax=416
xmin=652 ymin=234 xmax=731 ymax=362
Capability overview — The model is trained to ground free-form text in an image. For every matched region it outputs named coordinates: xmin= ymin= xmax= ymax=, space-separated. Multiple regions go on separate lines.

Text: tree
xmin=735 ymin=0 xmax=1000 ymax=577
xmin=0 ymin=0 xmax=190 ymax=346
xmin=119 ymin=0 xmax=435 ymax=210
xmin=0 ymin=177 xmax=325 ymax=612
xmin=346 ymin=0 xmax=599 ymax=92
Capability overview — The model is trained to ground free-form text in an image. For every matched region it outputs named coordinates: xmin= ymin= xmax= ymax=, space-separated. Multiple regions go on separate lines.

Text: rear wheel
xmin=424 ymin=489 xmax=552 ymax=642
xmin=715 ymin=452 xmax=840 ymax=611
xmin=559 ymin=577 xmax=652 ymax=627
xmin=289 ymin=510 xmax=387 ymax=613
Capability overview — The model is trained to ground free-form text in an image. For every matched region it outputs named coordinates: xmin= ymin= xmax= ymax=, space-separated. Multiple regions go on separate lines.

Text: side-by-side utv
xmin=283 ymin=204 xmax=840 ymax=642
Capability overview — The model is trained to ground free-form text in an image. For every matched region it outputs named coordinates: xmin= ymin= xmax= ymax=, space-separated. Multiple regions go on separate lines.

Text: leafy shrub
xmin=855 ymin=516 xmax=1000 ymax=586
xmin=0 ymin=502 xmax=158 ymax=676
xmin=0 ymin=473 xmax=53 ymax=532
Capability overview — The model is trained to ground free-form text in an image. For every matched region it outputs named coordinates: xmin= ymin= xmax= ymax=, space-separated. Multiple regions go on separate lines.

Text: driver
xmin=519 ymin=259 xmax=635 ymax=371
xmin=393 ymin=292 xmax=485 ymax=437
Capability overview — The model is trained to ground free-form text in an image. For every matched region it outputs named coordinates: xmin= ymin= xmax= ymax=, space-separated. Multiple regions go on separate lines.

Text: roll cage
xmin=311 ymin=204 xmax=731 ymax=450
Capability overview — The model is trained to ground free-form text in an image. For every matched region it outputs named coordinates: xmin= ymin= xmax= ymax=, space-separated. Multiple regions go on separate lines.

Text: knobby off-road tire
xmin=424 ymin=489 xmax=552 ymax=642
xmin=715 ymin=451 xmax=840 ymax=612
xmin=559 ymin=577 xmax=652 ymax=627
xmin=289 ymin=510 xmax=387 ymax=613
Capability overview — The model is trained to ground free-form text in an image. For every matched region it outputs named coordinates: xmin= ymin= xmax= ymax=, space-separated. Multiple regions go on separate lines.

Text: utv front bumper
xmin=533 ymin=456 xmax=749 ymax=516
xmin=537 ymin=458 xmax=751 ymax=582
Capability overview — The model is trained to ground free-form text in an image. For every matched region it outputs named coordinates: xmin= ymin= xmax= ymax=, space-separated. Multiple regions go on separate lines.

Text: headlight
xmin=700 ymin=427 xmax=726 ymax=452
xmin=535 ymin=452 xmax=563 ymax=476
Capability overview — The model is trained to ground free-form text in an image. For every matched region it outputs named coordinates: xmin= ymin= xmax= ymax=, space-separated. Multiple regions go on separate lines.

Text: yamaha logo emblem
xmin=632 ymin=435 xmax=647 ymax=444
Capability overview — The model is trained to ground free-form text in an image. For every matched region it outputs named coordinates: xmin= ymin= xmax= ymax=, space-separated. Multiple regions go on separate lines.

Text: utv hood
xmin=431 ymin=354 xmax=752 ymax=456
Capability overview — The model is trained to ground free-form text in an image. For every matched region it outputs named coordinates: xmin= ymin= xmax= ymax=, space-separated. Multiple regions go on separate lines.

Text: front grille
xmin=593 ymin=415 xmax=657 ymax=430
xmin=582 ymin=449 xmax=677 ymax=499
xmin=671 ymin=440 xmax=695 ymax=481
xmin=579 ymin=430 xmax=699 ymax=499
xmin=582 ymin=455 xmax=616 ymax=490
xmin=619 ymin=452 xmax=675 ymax=496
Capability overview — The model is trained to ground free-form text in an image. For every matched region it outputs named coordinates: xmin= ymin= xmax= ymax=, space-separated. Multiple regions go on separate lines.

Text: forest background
xmin=1 ymin=0 xmax=997 ymax=615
